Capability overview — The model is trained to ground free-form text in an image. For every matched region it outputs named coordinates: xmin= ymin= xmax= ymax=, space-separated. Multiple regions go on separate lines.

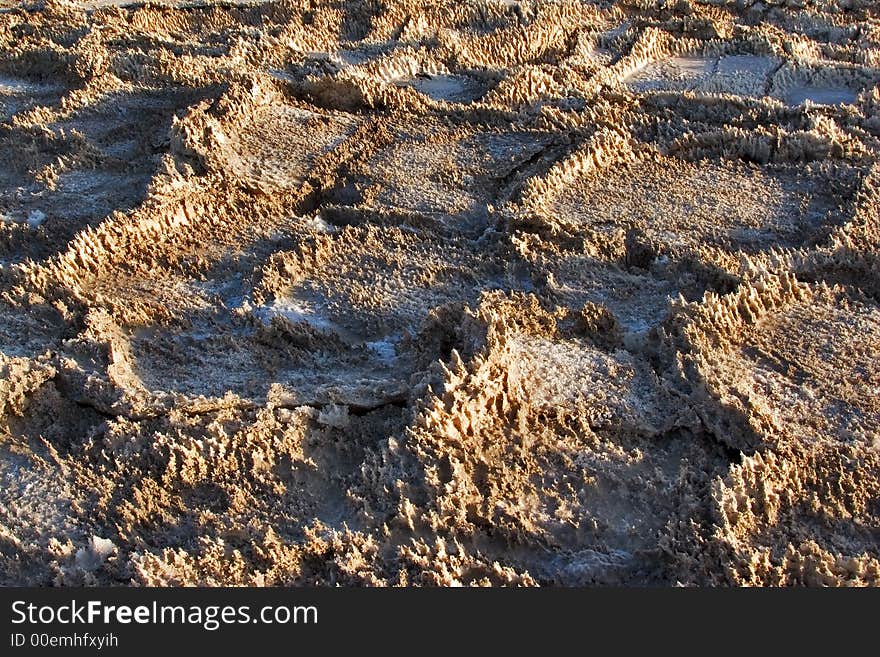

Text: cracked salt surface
xmin=626 ymin=54 xmax=780 ymax=98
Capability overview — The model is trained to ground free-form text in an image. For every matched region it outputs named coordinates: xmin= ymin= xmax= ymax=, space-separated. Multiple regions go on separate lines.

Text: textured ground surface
xmin=1 ymin=0 xmax=879 ymax=586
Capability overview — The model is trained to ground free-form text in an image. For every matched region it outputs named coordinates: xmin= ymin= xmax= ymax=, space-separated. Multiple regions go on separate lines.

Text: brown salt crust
xmin=505 ymin=226 xmax=738 ymax=348
xmin=14 ymin=82 xmax=396 ymax=306
xmin=527 ymin=144 xmax=863 ymax=276
xmin=1 ymin=0 xmax=879 ymax=586
xmin=381 ymin=291 xmax=718 ymax=584
xmin=781 ymin=160 xmax=880 ymax=297
xmin=520 ymin=127 xmax=636 ymax=218
xmin=665 ymin=119 xmax=871 ymax=164
xmin=0 ymin=355 xmax=57 ymax=420
xmin=660 ymin=274 xmax=880 ymax=452
xmin=664 ymin=441 xmax=880 ymax=586
xmin=1 ymin=81 xmax=211 ymax=268
xmin=587 ymin=27 xmax=703 ymax=96
xmin=432 ymin=1 xmax=609 ymax=70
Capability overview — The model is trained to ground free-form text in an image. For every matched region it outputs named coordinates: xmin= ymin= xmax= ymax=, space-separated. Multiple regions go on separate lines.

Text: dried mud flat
xmin=0 ymin=0 xmax=879 ymax=587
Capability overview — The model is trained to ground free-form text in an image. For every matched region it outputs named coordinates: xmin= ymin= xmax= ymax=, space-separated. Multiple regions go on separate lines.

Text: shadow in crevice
xmin=0 ymin=85 xmax=221 ymax=266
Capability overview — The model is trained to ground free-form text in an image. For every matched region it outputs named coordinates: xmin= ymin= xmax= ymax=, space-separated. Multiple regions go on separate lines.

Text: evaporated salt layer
xmin=1 ymin=0 xmax=879 ymax=588
xmin=785 ymin=85 xmax=857 ymax=106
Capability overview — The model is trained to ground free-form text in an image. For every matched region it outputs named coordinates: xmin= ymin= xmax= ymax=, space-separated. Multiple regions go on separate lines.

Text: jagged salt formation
xmin=0 ymin=0 xmax=878 ymax=586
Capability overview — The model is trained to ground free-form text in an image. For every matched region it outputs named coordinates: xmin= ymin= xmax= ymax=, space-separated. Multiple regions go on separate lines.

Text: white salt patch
xmin=716 ymin=55 xmax=776 ymax=75
xmin=317 ymin=403 xmax=349 ymax=429
xmin=785 ymin=85 xmax=857 ymax=106
xmin=0 ymin=75 xmax=64 ymax=100
xmin=304 ymin=213 xmax=335 ymax=233
xmin=75 ymin=535 xmax=116 ymax=572
xmin=669 ymin=56 xmax=713 ymax=77
xmin=366 ymin=337 xmax=398 ymax=364
xmin=0 ymin=75 xmax=44 ymax=94
xmin=255 ymin=299 xmax=333 ymax=331
xmin=625 ymin=56 xmax=712 ymax=92
xmin=27 ymin=210 xmax=47 ymax=229
xmin=628 ymin=54 xmax=780 ymax=98
xmin=401 ymin=74 xmax=482 ymax=103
